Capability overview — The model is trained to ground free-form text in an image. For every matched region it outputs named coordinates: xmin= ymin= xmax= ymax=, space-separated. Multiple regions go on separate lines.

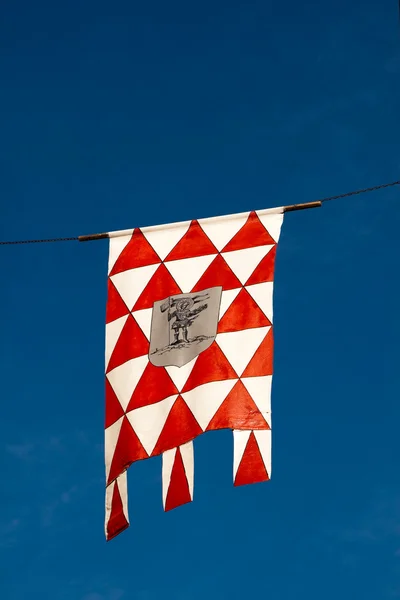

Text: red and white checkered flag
xmin=104 ymin=207 xmax=284 ymax=540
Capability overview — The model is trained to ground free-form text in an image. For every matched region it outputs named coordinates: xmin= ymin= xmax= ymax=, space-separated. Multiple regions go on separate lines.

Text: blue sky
xmin=1 ymin=0 xmax=400 ymax=598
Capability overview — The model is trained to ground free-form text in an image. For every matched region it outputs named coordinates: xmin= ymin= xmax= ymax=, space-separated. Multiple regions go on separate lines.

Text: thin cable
xmin=316 ymin=179 xmax=400 ymax=203
xmin=0 ymin=236 xmax=79 ymax=245
xmin=0 ymin=179 xmax=399 ymax=245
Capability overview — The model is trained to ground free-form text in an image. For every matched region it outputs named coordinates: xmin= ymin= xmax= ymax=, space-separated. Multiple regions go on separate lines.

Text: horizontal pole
xmin=78 ymin=232 xmax=109 ymax=242
xmin=283 ymin=201 xmax=322 ymax=212
xmin=78 ymin=200 xmax=322 ymax=242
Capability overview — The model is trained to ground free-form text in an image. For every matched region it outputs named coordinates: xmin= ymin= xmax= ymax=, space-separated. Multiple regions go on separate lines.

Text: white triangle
xmin=254 ymin=429 xmax=272 ymax=478
xmin=221 ymin=246 xmax=274 ymax=285
xmin=107 ymin=355 xmax=149 ymax=412
xmin=142 ymin=223 xmax=190 ymax=261
xmin=216 ymin=327 xmax=270 ymax=377
xmin=165 ymin=356 xmax=198 ymax=392
xmin=246 ymin=281 xmax=274 ymax=323
xmin=198 ymin=213 xmax=249 ymax=252
xmin=105 ymin=416 xmax=124 ymax=480
xmin=233 ymin=430 xmax=251 ymax=477
xmin=126 ymin=394 xmax=178 ymax=456
xmin=164 ymin=254 xmax=217 ymax=293
xmin=180 ymin=441 xmax=194 ymax=499
xmin=110 ymin=263 xmax=158 ymax=311
xmin=256 ymin=210 xmax=284 ymax=244
xmin=108 ymin=234 xmax=132 ymax=274
xmin=219 ymin=288 xmax=241 ymax=319
xmin=132 ymin=308 xmax=153 ymax=341
xmin=241 ymin=376 xmax=272 ymax=421
xmin=182 ymin=379 xmax=237 ymax=431
xmin=105 ymin=315 xmax=128 ymax=369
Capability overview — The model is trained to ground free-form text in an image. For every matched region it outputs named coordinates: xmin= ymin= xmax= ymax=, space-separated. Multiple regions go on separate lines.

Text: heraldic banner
xmin=104 ymin=207 xmax=284 ymax=540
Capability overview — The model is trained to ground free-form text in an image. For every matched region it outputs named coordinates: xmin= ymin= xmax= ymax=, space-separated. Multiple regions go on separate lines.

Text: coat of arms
xmin=149 ymin=286 xmax=222 ymax=368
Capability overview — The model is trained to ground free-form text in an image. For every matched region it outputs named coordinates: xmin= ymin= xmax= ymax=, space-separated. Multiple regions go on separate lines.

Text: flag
xmin=104 ymin=207 xmax=284 ymax=540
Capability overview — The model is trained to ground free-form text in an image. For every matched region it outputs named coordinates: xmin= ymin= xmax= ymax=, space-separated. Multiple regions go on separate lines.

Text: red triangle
xmin=105 ymin=379 xmax=125 ymax=428
xmin=109 ymin=229 xmax=161 ymax=276
xmin=222 ymin=212 xmax=276 ymax=252
xmin=181 ymin=342 xmax=238 ymax=394
xmin=106 ymin=279 xmax=130 ymax=324
xmin=107 ymin=417 xmax=149 ymax=484
xmin=207 ymin=380 xmax=269 ymax=432
xmin=106 ymin=315 xmax=149 ymax=373
xmin=165 ymin=447 xmax=192 ymax=512
xmin=218 ymin=288 xmax=271 ymax=334
xmin=245 ymin=246 xmax=277 ymax=286
xmin=242 ymin=327 xmax=274 ymax=377
xmin=191 ymin=254 xmax=242 ymax=293
xmin=151 ymin=396 xmax=202 ymax=456
xmin=126 ymin=363 xmax=178 ymax=412
xmin=106 ymin=479 xmax=130 ymax=541
xmin=165 ymin=221 xmax=218 ymax=261
xmin=133 ymin=263 xmax=182 ymax=311
xmin=234 ymin=432 xmax=269 ymax=487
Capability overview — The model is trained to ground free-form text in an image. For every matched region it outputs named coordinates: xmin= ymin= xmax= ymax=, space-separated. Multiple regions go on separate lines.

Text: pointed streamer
xmin=163 ymin=442 xmax=194 ymax=511
xmin=233 ymin=430 xmax=270 ymax=487
xmin=105 ymin=472 xmax=130 ymax=541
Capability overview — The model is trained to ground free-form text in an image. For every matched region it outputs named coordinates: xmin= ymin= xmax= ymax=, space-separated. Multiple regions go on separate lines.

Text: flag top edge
xmin=108 ymin=206 xmax=284 ymax=239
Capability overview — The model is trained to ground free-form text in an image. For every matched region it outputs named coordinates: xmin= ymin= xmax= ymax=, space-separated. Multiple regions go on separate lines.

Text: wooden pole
xmin=283 ymin=200 xmax=322 ymax=212
xmin=78 ymin=200 xmax=321 ymax=242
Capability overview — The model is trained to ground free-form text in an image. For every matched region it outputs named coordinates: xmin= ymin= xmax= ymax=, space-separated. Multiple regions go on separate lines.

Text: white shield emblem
xmin=149 ymin=286 xmax=223 ymax=368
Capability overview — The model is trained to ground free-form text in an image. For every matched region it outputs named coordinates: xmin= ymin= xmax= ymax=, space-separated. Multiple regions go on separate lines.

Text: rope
xmin=0 ymin=236 xmax=79 ymax=245
xmin=316 ymin=179 xmax=400 ymax=203
xmin=0 ymin=179 xmax=399 ymax=245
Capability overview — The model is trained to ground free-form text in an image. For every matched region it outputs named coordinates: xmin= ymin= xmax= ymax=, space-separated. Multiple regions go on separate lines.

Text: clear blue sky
xmin=1 ymin=1 xmax=400 ymax=598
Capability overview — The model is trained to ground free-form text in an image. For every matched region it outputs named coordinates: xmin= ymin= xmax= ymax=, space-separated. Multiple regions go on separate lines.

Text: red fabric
xmin=133 ymin=264 xmax=182 ymax=311
xmin=126 ymin=362 xmax=178 ymax=412
xmin=234 ymin=432 xmax=269 ymax=487
xmin=191 ymin=254 xmax=242 ymax=292
xmin=107 ymin=316 xmax=149 ymax=373
xmin=218 ymin=288 xmax=271 ymax=333
xmin=152 ymin=397 xmax=202 ymax=456
xmin=207 ymin=381 xmax=270 ymax=431
xmin=106 ymin=280 xmax=130 ymax=324
xmin=181 ymin=342 xmax=238 ymax=394
xmin=165 ymin=221 xmax=218 ymax=261
xmin=105 ymin=379 xmax=125 ymax=428
xmin=242 ymin=328 xmax=274 ymax=377
xmin=108 ymin=417 xmax=148 ymax=485
xmin=245 ymin=245 xmax=277 ymax=285
xmin=165 ymin=448 xmax=192 ymax=511
xmin=222 ymin=212 xmax=275 ymax=252
xmin=110 ymin=229 xmax=161 ymax=276
xmin=106 ymin=480 xmax=129 ymax=541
